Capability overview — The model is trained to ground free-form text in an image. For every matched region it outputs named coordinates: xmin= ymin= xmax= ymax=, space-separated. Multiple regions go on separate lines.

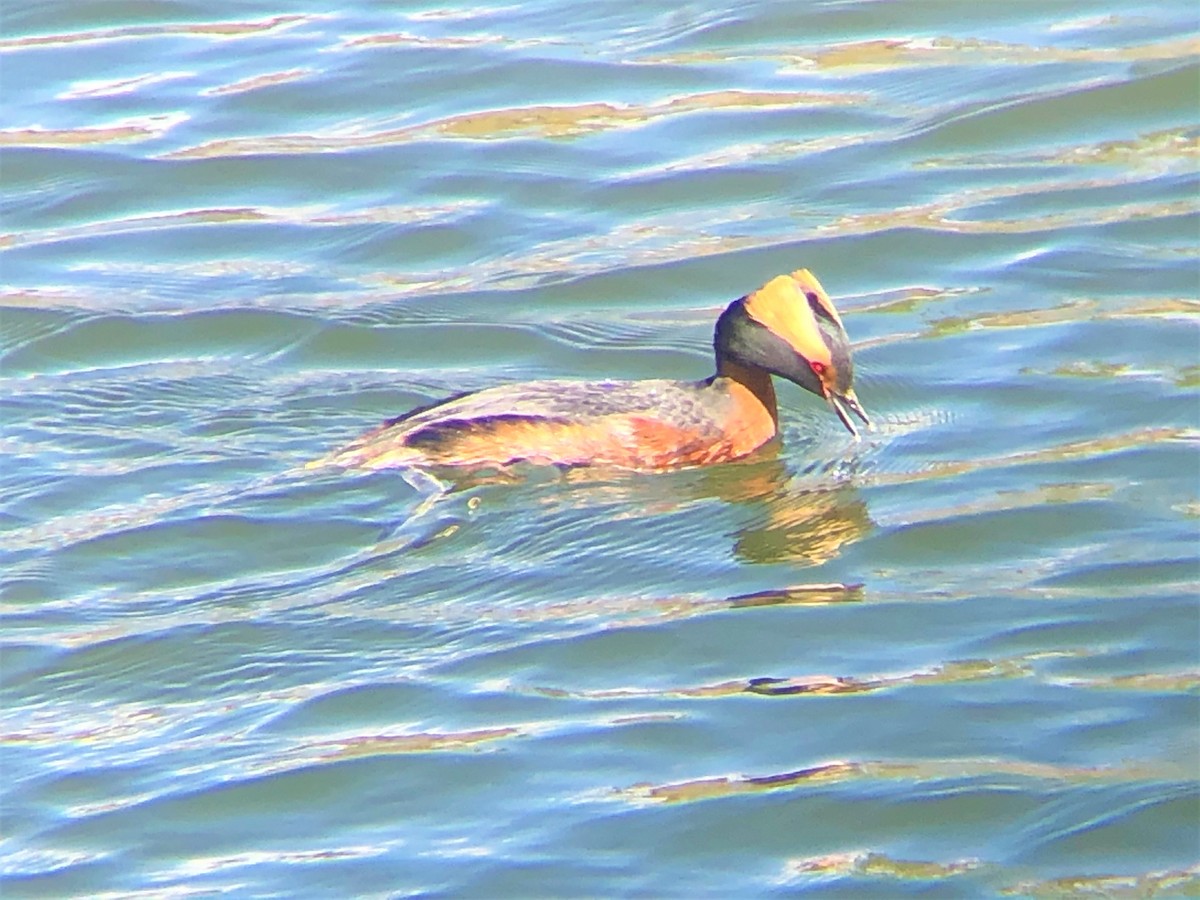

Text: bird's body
xmin=314 ymin=269 xmax=868 ymax=473
xmin=323 ymin=374 xmax=778 ymax=471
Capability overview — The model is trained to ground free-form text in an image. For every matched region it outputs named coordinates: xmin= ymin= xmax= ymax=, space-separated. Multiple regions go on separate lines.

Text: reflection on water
xmin=711 ymin=456 xmax=873 ymax=565
xmin=168 ymin=89 xmax=868 ymax=158
xmin=2 ymin=0 xmax=1197 ymax=896
xmin=622 ymin=756 xmax=1190 ymax=806
xmin=421 ymin=444 xmax=872 ymax=567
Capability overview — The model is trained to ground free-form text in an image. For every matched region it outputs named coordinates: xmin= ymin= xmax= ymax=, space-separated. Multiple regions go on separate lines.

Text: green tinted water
xmin=2 ymin=1 xmax=1198 ymax=896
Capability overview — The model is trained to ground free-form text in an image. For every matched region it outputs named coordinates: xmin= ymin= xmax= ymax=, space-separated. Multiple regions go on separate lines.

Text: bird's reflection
xmin=412 ymin=439 xmax=872 ymax=570
xmin=683 ymin=445 xmax=872 ymax=567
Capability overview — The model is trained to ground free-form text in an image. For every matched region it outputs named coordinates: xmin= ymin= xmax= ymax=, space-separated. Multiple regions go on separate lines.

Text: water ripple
xmin=3 ymin=1 xmax=1197 ymax=895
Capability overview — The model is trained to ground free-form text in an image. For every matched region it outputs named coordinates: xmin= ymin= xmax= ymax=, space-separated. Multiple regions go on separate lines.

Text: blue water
xmin=2 ymin=1 xmax=1198 ymax=896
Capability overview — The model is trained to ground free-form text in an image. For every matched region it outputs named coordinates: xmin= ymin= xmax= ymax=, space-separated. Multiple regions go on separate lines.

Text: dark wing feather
xmin=402 ymin=413 xmax=567 ymax=450
xmin=390 ymin=379 xmax=714 ymax=433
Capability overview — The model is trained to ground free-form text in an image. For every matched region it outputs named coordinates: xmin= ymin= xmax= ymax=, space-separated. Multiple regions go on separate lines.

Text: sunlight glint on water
xmin=1 ymin=1 xmax=1197 ymax=896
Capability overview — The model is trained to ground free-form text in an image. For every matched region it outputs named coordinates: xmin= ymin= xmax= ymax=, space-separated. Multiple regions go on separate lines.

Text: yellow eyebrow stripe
xmin=791 ymin=268 xmax=845 ymax=330
xmin=741 ymin=269 xmax=841 ymax=365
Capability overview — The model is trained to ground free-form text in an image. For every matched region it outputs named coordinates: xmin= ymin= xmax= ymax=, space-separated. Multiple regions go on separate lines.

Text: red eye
xmin=810 ymin=361 xmax=827 ymax=376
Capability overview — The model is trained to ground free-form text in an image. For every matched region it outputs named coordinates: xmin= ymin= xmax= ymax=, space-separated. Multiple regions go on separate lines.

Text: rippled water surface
xmin=3 ymin=0 xmax=1199 ymax=896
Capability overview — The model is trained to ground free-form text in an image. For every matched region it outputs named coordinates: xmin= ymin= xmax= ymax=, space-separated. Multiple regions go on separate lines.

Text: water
xmin=3 ymin=1 xmax=1198 ymax=896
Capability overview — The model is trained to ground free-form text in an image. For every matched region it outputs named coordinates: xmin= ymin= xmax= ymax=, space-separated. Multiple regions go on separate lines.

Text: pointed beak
xmin=827 ymin=388 xmax=870 ymax=440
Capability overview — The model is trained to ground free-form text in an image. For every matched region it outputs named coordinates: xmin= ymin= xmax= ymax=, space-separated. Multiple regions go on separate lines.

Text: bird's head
xmin=715 ymin=269 xmax=870 ymax=437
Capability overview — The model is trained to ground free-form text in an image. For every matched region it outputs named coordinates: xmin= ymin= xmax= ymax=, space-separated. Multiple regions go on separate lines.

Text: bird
xmin=312 ymin=269 xmax=869 ymax=473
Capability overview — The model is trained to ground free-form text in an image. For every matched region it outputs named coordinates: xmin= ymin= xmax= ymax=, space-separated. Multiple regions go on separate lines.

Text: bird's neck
xmin=716 ymin=357 xmax=779 ymax=427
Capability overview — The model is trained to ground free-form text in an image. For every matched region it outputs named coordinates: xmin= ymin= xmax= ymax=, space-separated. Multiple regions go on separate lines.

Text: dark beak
xmin=828 ymin=388 xmax=870 ymax=440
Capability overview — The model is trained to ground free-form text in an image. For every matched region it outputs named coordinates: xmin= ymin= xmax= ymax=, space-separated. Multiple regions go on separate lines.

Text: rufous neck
xmin=717 ymin=358 xmax=778 ymax=426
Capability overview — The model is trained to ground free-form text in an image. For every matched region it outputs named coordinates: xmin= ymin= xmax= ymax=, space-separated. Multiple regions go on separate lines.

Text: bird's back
xmin=317 ymin=377 xmax=761 ymax=471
